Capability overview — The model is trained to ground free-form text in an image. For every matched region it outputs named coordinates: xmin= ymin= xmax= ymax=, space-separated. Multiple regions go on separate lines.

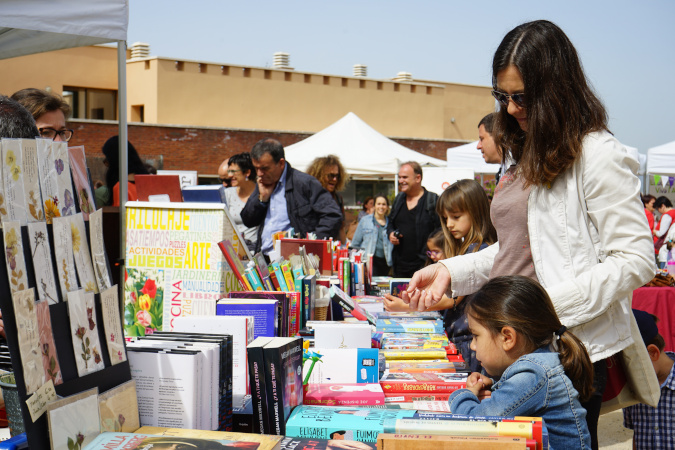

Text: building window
xmin=63 ymin=87 xmax=117 ymax=120
xmin=426 ymin=86 xmax=432 ymax=95
xmin=243 ymin=68 xmax=251 ymax=77
xmin=285 ymin=72 xmax=292 ymax=82
xmin=394 ymin=83 xmax=400 ymax=92
xmin=410 ymin=85 xmax=416 ymax=93
xmin=359 ymin=80 xmax=366 ymax=89
xmin=377 ymin=82 xmax=383 ymax=90
xmin=304 ymin=74 xmax=311 ymax=83
xmin=131 ymin=105 xmax=145 ymax=123
xmin=175 ymin=61 xmax=184 ymax=71
xmin=323 ymin=76 xmax=330 ymax=85
xmin=198 ymin=63 xmax=207 ymax=73
xmin=341 ymin=78 xmax=348 ymax=87
xmin=144 ymin=60 xmax=150 ymax=70
xmin=221 ymin=65 xmax=230 ymax=75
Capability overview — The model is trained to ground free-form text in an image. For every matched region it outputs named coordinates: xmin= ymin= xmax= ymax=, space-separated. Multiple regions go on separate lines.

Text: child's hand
xmin=383 ymin=294 xmax=412 ymax=312
xmin=465 ymin=372 xmax=493 ymax=398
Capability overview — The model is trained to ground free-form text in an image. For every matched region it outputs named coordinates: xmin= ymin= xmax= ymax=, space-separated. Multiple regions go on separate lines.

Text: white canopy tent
xmin=446 ymin=140 xmax=501 ymax=174
xmin=646 ymin=140 xmax=675 ymax=199
xmin=285 ymin=112 xmax=447 ymax=177
xmin=0 ymin=0 xmax=130 ymax=259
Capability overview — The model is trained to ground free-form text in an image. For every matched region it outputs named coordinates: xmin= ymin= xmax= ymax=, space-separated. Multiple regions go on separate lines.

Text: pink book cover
xmin=67 ymin=146 xmax=95 ymax=220
xmin=303 ymin=383 xmax=385 ymax=406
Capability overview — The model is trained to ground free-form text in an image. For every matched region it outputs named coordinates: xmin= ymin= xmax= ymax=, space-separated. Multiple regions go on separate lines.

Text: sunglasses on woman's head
xmin=491 ymin=90 xmax=526 ymax=108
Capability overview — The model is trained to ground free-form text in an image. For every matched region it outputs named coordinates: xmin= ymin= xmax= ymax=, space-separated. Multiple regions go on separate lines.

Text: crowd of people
xmin=0 ymin=18 xmax=673 ymax=450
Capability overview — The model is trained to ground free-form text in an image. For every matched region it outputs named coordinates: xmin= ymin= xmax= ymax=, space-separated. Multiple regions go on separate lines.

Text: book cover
xmin=135 ymin=426 xmax=282 ymax=450
xmin=228 ymin=291 xmax=288 ymax=337
xmin=245 ymin=266 xmax=266 ymax=291
xmin=217 ymin=299 xmax=278 ymax=338
xmin=303 ymin=383 xmax=385 ymax=406
xmin=135 ymin=174 xmax=183 ymax=202
xmin=275 ymin=436 xmax=376 ymax=450
xmin=302 ymin=274 xmax=316 ymax=327
xmin=329 ymin=285 xmax=376 ymax=326
xmin=376 ymin=318 xmax=444 ymax=334
xmin=262 ymin=337 xmax=304 ymax=435
xmin=312 ymin=322 xmax=372 ymax=349
xmin=269 ymin=270 xmax=281 ymax=291
xmin=304 ymin=348 xmax=379 ymax=384
xmin=285 ymin=406 xmax=417 ymax=442
xmin=389 ymin=279 xmax=411 ymax=297
xmin=386 ymin=360 xmax=470 ymax=374
xmin=280 ymin=261 xmax=295 ymax=293
xmin=269 ymin=260 xmax=289 ymax=292
xmin=379 ymin=372 xmax=467 ymax=394
xmin=384 ymin=392 xmax=453 ymax=403
xmin=182 ymin=185 xmax=227 ymax=203
xmin=85 ymin=432 xmax=264 ymax=450
xmin=218 ymin=239 xmax=252 ymax=290
xmin=246 ymin=336 xmax=275 ymax=434
xmin=254 ymin=253 xmax=276 ymax=291
xmin=382 ymin=349 xmax=449 ymax=360
xmin=377 ymin=434 xmax=536 ymax=450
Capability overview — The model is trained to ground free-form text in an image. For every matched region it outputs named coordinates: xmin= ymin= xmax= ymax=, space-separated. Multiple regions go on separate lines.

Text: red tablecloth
xmin=633 ymin=287 xmax=675 ymax=352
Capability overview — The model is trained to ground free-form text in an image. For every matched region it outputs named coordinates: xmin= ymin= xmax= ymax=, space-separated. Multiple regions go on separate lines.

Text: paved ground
xmin=598 ymin=409 xmax=633 ymax=449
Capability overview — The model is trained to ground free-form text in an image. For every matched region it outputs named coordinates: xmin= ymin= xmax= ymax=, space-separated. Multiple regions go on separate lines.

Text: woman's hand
xmin=382 ymin=294 xmax=412 ymax=312
xmin=401 ymin=263 xmax=452 ymax=311
xmin=465 ymin=372 xmax=493 ymax=399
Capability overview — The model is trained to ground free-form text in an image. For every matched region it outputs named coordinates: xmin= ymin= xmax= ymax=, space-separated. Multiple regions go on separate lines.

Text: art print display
xmin=35 ymin=138 xmax=61 ymax=224
xmin=89 ymin=209 xmax=112 ymax=292
xmin=21 ymin=139 xmax=44 ymax=222
xmin=3 ymin=221 xmax=28 ymax=295
xmin=67 ymin=290 xmax=105 ymax=376
xmin=52 ymin=215 xmax=78 ymax=296
xmin=70 ymin=213 xmax=98 ymax=293
xmin=100 ymin=285 xmax=127 ymax=365
xmin=46 ymin=388 xmax=100 ymax=450
xmin=67 ymin=146 xmax=95 ymax=220
xmin=54 ymin=141 xmax=76 ymax=217
xmin=27 ymin=221 xmax=59 ymax=304
xmin=36 ymin=300 xmax=63 ymax=385
xmin=98 ymin=380 xmax=140 ymax=433
xmin=11 ymin=288 xmax=45 ymax=394
xmin=1 ymin=138 xmax=27 ymax=224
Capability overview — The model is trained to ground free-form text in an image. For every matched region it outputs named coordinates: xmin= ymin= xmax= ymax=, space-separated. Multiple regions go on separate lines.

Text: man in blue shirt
xmin=241 ymin=138 xmax=342 ymax=255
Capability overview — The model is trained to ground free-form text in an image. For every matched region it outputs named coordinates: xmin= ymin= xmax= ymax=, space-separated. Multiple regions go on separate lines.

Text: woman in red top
xmin=642 ymin=194 xmax=656 ymax=231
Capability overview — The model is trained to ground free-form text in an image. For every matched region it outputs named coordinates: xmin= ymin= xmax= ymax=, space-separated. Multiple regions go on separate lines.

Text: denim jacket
xmin=448 ymin=347 xmax=591 ymax=450
xmin=351 ymin=214 xmax=393 ymax=267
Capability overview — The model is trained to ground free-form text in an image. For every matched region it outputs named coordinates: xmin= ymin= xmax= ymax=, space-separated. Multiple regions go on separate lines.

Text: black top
xmin=396 ymin=200 xmax=421 ymax=272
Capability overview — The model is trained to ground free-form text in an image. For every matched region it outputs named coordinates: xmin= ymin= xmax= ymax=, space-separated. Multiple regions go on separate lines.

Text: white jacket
xmin=441 ymin=131 xmax=655 ymax=362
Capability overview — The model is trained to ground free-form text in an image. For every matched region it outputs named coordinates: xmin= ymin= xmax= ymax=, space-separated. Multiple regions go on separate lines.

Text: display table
xmin=632 ymin=287 xmax=675 ymax=352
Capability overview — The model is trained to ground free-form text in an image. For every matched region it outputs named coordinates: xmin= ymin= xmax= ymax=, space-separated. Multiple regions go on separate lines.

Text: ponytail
xmin=555 ymin=330 xmax=594 ymax=402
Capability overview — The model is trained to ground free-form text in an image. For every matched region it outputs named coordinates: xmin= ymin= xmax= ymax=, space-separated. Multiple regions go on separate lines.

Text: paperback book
xmin=379 ymin=372 xmax=467 ymax=394
xmin=262 ymin=336 xmax=304 ymax=435
xmin=329 ymin=285 xmax=376 ymax=326
xmin=217 ymin=299 xmax=278 ymax=338
xmin=303 ymin=383 xmax=385 ymax=406
xmin=376 ymin=318 xmax=444 ymax=334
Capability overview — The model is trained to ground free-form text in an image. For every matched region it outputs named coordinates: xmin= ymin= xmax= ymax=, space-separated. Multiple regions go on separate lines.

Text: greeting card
xmin=54 ymin=141 xmax=75 ymax=217
xmin=21 ymin=138 xmax=44 ymax=222
xmin=10 ymin=288 xmax=45 ymax=394
xmin=100 ymin=285 xmax=126 ymax=365
xmin=3 ymin=221 xmax=28 ymax=295
xmin=35 ymin=138 xmax=60 ymax=224
xmin=52 ymin=215 xmax=78 ymax=296
xmin=1 ymin=138 xmax=27 ymax=224
xmin=98 ymin=380 xmax=139 ymax=432
xmin=68 ymin=146 xmax=95 ymax=220
xmin=67 ymin=290 xmax=105 ymax=376
xmin=70 ymin=213 xmax=98 ymax=293
xmin=46 ymin=388 xmax=100 ymax=450
xmin=27 ymin=221 xmax=59 ymax=304
xmin=36 ymin=300 xmax=63 ymax=385
xmin=89 ymin=209 xmax=112 ymax=292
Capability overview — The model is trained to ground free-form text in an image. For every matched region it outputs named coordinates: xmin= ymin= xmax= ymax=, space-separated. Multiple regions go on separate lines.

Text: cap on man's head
xmin=632 ymin=309 xmax=659 ymax=344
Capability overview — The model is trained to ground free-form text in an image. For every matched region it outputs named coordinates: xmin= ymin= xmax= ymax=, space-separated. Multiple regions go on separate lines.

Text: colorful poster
xmin=124 ymin=202 xmax=249 ymax=336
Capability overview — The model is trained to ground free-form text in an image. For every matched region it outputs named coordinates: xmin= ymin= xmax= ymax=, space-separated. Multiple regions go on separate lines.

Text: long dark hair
xmin=493 ymin=20 xmax=608 ymax=187
xmin=102 ymin=136 xmax=149 ymax=196
xmin=436 ymin=179 xmax=497 ymax=258
xmin=465 ymin=276 xmax=594 ymax=402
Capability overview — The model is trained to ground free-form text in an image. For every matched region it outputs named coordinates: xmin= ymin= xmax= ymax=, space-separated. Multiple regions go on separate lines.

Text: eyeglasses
xmin=491 ymin=90 xmax=526 ymax=108
xmin=426 ymin=250 xmax=443 ymax=258
xmin=39 ymin=127 xmax=74 ymax=142
xmin=227 ymin=169 xmax=241 ymax=175
xmin=326 ymin=173 xmax=340 ymax=180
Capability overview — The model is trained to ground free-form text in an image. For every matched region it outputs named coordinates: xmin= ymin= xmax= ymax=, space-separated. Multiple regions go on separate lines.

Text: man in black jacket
xmin=241 ymin=138 xmax=342 ymax=255
xmin=387 ymin=161 xmax=440 ymax=277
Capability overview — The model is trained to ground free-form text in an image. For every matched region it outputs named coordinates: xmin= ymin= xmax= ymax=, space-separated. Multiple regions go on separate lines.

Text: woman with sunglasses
xmin=402 ymin=20 xmax=655 ymax=449
xmin=306 ymin=155 xmax=348 ymax=240
xmin=224 ymin=152 xmax=259 ymax=253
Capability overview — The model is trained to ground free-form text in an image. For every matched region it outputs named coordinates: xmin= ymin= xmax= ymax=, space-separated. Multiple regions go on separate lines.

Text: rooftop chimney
xmin=130 ymin=42 xmax=150 ymax=59
xmin=353 ymin=64 xmax=367 ymax=77
xmin=393 ymin=71 xmax=413 ymax=82
xmin=273 ymin=52 xmax=293 ymax=70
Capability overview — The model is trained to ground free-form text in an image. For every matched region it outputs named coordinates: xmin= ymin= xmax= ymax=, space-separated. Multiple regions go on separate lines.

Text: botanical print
xmin=98 ymin=380 xmax=139 ymax=432
xmin=53 ymin=216 xmax=78 ymax=296
xmin=89 ymin=209 xmax=112 ymax=292
xmin=124 ymin=268 xmax=165 ymax=336
xmin=1 ymin=139 xmax=28 ymax=224
xmin=68 ymin=146 xmax=96 ymax=220
xmin=36 ymin=138 xmax=60 ymax=224
xmin=54 ymin=141 xmax=75 ymax=216
xmin=47 ymin=388 xmax=100 ymax=450
xmin=100 ymin=286 xmax=127 ymax=365
xmin=27 ymin=221 xmax=59 ymax=304
xmin=35 ymin=300 xmax=63 ymax=385
xmin=3 ymin=221 xmax=28 ymax=295
xmin=67 ymin=290 xmax=105 ymax=376
xmin=21 ymin=139 xmax=44 ymax=222
xmin=70 ymin=213 xmax=98 ymax=294
xmin=10 ymin=288 xmax=45 ymax=394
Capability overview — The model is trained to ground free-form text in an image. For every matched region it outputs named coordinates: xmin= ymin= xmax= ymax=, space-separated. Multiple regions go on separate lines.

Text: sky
xmin=128 ymin=0 xmax=675 ymax=153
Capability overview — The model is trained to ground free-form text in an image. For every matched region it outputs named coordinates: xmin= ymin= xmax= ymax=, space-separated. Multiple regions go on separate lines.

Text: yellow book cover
xmin=135 ymin=427 xmax=282 ymax=450
xmin=280 ymin=261 xmax=295 ymax=292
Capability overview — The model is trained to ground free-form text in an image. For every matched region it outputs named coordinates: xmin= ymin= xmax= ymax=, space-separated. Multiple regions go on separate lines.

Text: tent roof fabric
xmin=647 ymin=140 xmax=675 ymax=175
xmin=284 ymin=112 xmax=447 ymax=176
xmin=0 ymin=0 xmax=128 ymax=59
xmin=446 ymin=140 xmax=501 ymax=174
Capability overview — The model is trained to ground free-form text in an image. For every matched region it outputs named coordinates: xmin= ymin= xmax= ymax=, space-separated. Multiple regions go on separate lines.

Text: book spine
xmin=263 ymin=344 xmax=285 ymax=435
xmin=302 ymin=278 xmax=311 ymax=327
xmin=280 ymin=261 xmax=295 ymax=292
xmin=247 ymin=345 xmax=269 ymax=433
xmin=269 ymin=271 xmax=281 ymax=290
xmin=384 ymin=392 xmax=452 ymax=402
xmin=379 ymin=381 xmax=465 ymax=394
xmin=271 ymin=262 xmax=289 ymax=292
xmin=218 ymin=241 xmax=251 ymax=290
xmin=377 ymin=434 xmax=536 ymax=450
xmin=289 ymin=292 xmax=301 ymax=335
xmin=245 ymin=267 xmax=265 ymax=291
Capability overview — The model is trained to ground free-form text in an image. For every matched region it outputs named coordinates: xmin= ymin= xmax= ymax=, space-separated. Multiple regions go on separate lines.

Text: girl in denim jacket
xmin=448 ymin=276 xmax=593 ymax=449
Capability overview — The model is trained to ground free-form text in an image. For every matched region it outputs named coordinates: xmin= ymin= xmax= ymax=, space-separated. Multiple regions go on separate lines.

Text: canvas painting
xmin=47 ymin=388 xmax=100 ymax=450
xmin=67 ymin=290 xmax=105 ymax=376
xmin=27 ymin=221 xmax=59 ymax=304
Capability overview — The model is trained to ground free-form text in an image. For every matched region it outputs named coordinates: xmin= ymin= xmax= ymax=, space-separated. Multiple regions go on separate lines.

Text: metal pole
xmin=117 ymin=41 xmax=128 ymax=289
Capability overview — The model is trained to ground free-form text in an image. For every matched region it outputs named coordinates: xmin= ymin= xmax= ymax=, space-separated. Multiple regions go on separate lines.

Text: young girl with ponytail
xmin=448 ymin=275 xmax=593 ymax=449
